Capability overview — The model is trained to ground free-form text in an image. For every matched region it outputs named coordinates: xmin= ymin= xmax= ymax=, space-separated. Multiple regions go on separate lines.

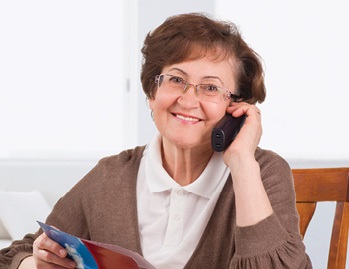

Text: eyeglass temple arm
xmin=230 ymin=93 xmax=242 ymax=102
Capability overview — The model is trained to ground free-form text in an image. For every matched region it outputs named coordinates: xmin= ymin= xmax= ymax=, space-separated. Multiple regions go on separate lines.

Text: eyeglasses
xmin=155 ymin=74 xmax=241 ymax=103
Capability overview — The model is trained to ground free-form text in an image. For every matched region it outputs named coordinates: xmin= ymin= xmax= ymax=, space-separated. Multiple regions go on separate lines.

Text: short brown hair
xmin=141 ymin=13 xmax=266 ymax=104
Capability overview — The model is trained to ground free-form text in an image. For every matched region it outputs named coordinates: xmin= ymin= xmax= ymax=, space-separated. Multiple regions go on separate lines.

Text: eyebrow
xmin=167 ymin=67 xmax=224 ymax=85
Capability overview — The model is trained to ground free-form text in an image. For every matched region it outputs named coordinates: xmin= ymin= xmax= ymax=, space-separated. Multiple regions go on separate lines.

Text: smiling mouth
xmin=175 ymin=114 xmax=201 ymax=122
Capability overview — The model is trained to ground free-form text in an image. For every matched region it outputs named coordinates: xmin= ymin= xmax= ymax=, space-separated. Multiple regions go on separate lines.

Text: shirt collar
xmin=144 ymin=134 xmax=229 ymax=199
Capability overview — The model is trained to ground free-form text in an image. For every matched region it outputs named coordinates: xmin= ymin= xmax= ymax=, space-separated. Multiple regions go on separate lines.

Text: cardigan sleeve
xmin=0 ymin=233 xmax=38 ymax=269
xmin=231 ymin=214 xmax=312 ymax=268
xmin=230 ymin=149 xmax=313 ymax=269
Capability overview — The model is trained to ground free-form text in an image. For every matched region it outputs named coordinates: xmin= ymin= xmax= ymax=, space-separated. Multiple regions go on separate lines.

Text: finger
xmin=226 ymin=103 xmax=263 ymax=144
xmin=33 ymin=234 xmax=76 ymax=268
xmin=34 ymin=248 xmax=76 ymax=269
xmin=227 ymin=102 xmax=261 ymax=118
xmin=34 ymin=233 xmax=67 ymax=258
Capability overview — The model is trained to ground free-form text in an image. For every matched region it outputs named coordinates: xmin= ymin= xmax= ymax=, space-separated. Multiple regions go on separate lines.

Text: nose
xmin=178 ymin=83 xmax=200 ymax=107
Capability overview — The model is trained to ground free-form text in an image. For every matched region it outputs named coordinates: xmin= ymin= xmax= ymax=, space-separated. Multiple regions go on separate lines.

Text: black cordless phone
xmin=211 ymin=114 xmax=246 ymax=152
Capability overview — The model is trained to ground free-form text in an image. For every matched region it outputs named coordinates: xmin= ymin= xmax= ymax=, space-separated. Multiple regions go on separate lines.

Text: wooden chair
xmin=292 ymin=167 xmax=349 ymax=269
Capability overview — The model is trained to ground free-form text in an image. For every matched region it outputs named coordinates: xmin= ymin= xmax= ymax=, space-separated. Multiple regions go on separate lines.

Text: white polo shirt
xmin=137 ymin=134 xmax=230 ymax=269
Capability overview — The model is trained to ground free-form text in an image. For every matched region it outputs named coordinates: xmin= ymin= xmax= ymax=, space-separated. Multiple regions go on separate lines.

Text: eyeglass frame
xmin=155 ymin=74 xmax=241 ymax=102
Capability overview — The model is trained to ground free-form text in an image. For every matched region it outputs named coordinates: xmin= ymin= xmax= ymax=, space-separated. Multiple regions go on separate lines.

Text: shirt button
xmin=177 ymin=189 xmax=184 ymax=196
xmin=173 ymin=213 xmax=181 ymax=220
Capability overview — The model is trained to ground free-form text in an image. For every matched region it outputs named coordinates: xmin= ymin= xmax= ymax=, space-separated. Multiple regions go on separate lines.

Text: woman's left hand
xmin=222 ymin=102 xmax=262 ymax=167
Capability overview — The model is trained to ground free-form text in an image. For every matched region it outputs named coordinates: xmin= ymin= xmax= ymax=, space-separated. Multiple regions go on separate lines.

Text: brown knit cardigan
xmin=0 ymin=146 xmax=312 ymax=269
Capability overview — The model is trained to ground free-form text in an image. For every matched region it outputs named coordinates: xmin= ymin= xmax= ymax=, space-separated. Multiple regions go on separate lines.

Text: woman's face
xmin=149 ymin=54 xmax=238 ymax=150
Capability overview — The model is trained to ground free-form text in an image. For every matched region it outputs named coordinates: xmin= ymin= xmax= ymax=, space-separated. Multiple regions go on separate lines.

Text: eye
xmin=199 ymin=84 xmax=221 ymax=96
xmin=202 ymin=84 xmax=219 ymax=92
xmin=168 ymin=76 xmax=185 ymax=85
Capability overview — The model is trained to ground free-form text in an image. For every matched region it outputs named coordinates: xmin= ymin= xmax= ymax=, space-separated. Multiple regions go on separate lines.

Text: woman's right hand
xmin=31 ymin=232 xmax=76 ymax=268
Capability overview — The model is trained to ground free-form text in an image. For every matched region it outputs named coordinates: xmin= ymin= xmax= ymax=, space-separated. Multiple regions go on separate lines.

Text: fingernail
xmin=59 ymin=249 xmax=66 ymax=256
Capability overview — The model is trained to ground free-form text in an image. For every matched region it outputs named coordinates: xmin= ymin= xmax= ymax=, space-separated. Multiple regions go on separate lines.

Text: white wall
xmin=2 ymin=1 xmax=347 ymax=162
xmin=215 ymin=0 xmax=349 ymax=163
xmin=0 ymin=0 xmax=135 ymax=160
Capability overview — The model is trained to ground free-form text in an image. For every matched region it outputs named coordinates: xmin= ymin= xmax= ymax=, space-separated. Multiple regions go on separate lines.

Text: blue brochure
xmin=38 ymin=221 xmax=156 ymax=269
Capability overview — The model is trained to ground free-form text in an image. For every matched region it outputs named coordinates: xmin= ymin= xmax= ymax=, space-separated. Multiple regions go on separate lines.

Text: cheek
xmin=149 ymin=92 xmax=175 ymax=112
xmin=206 ymin=102 xmax=230 ymax=124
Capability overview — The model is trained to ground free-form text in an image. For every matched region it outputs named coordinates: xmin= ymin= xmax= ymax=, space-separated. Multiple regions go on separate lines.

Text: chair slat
xmin=296 ymin=202 xmax=316 ymax=237
xmin=328 ymin=202 xmax=349 ymax=269
xmin=293 ymin=168 xmax=349 ymax=202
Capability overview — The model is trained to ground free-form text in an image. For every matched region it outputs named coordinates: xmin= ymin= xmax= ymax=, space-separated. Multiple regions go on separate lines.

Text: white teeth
xmin=176 ymin=114 xmax=199 ymax=122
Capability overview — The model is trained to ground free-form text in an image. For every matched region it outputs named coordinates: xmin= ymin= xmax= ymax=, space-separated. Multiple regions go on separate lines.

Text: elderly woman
xmin=0 ymin=13 xmax=312 ymax=269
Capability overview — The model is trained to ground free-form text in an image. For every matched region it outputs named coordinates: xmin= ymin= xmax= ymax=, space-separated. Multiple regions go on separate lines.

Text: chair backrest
xmin=292 ymin=167 xmax=349 ymax=269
